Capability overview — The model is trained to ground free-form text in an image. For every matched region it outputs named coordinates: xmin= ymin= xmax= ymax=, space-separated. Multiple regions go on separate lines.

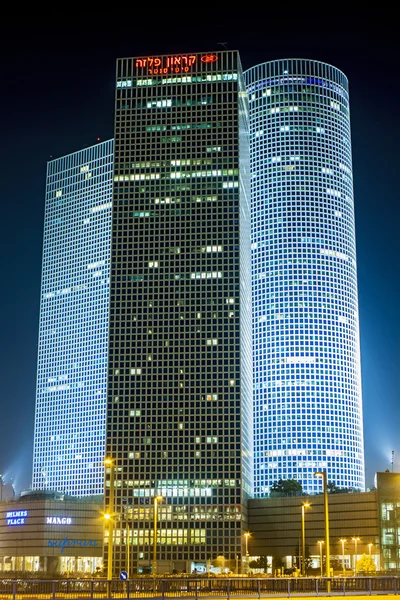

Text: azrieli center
xmin=30 ymin=50 xmax=365 ymax=574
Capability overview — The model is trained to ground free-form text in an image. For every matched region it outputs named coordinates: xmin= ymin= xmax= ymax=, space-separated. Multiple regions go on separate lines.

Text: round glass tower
xmin=244 ymin=59 xmax=365 ymax=495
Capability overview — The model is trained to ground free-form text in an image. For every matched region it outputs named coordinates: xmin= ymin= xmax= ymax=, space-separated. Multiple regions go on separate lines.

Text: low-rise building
xmin=0 ymin=491 xmax=103 ymax=574
xmin=0 ymin=473 xmax=398 ymax=576
xmin=377 ymin=471 xmax=400 ymax=572
xmin=247 ymin=472 xmax=399 ymax=574
xmin=248 ymin=488 xmax=378 ymax=572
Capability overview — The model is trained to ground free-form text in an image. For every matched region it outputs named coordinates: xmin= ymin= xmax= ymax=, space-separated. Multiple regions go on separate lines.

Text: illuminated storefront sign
xmin=48 ymin=538 xmax=99 ymax=553
xmin=6 ymin=510 xmax=28 ymax=525
xmin=46 ymin=516 xmax=72 ymax=525
xmin=6 ymin=511 xmax=73 ymax=526
xmin=135 ymin=54 xmax=218 ymax=74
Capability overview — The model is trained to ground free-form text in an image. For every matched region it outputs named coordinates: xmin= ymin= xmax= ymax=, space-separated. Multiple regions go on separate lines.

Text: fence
xmin=0 ymin=577 xmax=398 ymax=599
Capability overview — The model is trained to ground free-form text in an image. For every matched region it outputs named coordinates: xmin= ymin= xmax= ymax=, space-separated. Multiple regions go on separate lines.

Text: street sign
xmin=120 ymin=571 xmax=128 ymax=581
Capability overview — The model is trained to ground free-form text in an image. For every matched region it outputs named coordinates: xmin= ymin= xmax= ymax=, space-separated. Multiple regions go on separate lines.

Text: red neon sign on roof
xmin=135 ymin=54 xmax=218 ymax=74
xmin=201 ymin=54 xmax=218 ymax=63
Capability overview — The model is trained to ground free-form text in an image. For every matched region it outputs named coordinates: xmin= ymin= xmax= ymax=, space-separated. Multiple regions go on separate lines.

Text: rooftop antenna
xmin=392 ymin=450 xmax=394 ymax=472
xmin=218 ymin=42 xmax=228 ymax=49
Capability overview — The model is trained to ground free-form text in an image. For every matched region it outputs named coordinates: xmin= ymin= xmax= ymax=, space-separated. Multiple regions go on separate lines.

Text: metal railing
xmin=0 ymin=576 xmax=398 ymax=599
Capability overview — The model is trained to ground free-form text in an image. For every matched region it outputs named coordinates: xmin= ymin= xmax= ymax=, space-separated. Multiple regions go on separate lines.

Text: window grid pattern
xmin=106 ymin=50 xmax=252 ymax=572
xmin=32 ymin=140 xmax=114 ymax=496
xmin=244 ymin=59 xmax=365 ymax=496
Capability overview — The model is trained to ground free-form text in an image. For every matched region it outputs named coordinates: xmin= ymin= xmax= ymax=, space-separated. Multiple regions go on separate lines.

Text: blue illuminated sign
xmin=46 ymin=516 xmax=72 ymax=524
xmin=6 ymin=510 xmax=28 ymax=525
xmin=48 ymin=538 xmax=98 ymax=554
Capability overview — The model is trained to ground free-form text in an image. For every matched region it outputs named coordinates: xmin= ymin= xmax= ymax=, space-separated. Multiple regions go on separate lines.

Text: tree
xmin=249 ymin=556 xmax=270 ymax=572
xmin=293 ymin=543 xmax=312 ymax=573
xmin=327 ymin=481 xmax=359 ymax=494
xmin=327 ymin=481 xmax=340 ymax=493
xmin=272 ymin=556 xmax=284 ymax=575
xmin=270 ymin=479 xmax=303 ymax=496
xmin=212 ymin=555 xmax=227 ymax=571
xmin=356 ymin=554 xmax=376 ymax=574
xmin=329 ymin=556 xmax=343 ymax=573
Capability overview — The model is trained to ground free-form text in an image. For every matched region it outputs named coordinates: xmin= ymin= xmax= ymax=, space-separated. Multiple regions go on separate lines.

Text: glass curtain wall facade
xmin=376 ymin=472 xmax=400 ymax=573
xmin=244 ymin=60 xmax=365 ymax=495
xmin=32 ymin=141 xmax=114 ymax=496
xmin=106 ymin=50 xmax=252 ymax=574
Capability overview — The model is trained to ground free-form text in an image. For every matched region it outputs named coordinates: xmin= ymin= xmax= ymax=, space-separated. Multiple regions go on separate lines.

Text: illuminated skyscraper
xmin=32 ymin=140 xmax=113 ymax=496
xmin=244 ymin=59 xmax=365 ymax=495
xmin=106 ymin=50 xmax=252 ymax=574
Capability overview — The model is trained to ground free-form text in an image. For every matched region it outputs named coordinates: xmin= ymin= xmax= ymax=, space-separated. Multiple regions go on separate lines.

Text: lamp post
xmin=124 ymin=510 xmax=130 ymax=576
xmin=301 ymin=502 xmax=310 ymax=576
xmin=103 ymin=513 xmax=112 ymax=572
xmin=339 ymin=539 xmax=347 ymax=576
xmin=368 ymin=543 xmax=375 ymax=570
xmin=104 ymin=458 xmax=115 ymax=581
xmin=352 ymin=537 xmax=360 ymax=575
xmin=153 ymin=495 xmax=163 ymax=577
xmin=314 ymin=471 xmax=330 ymax=578
xmin=244 ymin=532 xmax=251 ymax=574
xmin=317 ymin=541 xmax=324 ymax=577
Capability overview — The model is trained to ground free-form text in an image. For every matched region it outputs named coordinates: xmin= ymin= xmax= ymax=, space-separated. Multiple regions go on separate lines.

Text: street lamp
xmin=153 ymin=495 xmax=163 ymax=577
xmin=339 ymin=539 xmax=347 ymax=575
xmin=122 ymin=508 xmax=131 ymax=576
xmin=314 ymin=471 xmax=330 ymax=578
xmin=352 ymin=537 xmax=360 ymax=575
xmin=301 ymin=502 xmax=311 ymax=576
xmin=103 ymin=512 xmax=112 ymax=568
xmin=104 ymin=458 xmax=115 ymax=581
xmin=317 ymin=541 xmax=324 ymax=577
xmin=244 ymin=532 xmax=251 ymax=574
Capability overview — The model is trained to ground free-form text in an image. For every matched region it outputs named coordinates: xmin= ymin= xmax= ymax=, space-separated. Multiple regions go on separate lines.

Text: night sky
xmin=1 ymin=14 xmax=398 ymax=494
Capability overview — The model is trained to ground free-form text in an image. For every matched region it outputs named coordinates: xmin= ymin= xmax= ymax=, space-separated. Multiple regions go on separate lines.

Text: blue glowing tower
xmin=32 ymin=140 xmax=113 ymax=496
xmin=244 ymin=59 xmax=365 ymax=495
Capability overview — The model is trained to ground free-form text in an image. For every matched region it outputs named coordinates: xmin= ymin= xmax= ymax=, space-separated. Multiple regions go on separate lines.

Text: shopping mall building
xmin=0 ymin=491 xmax=103 ymax=574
